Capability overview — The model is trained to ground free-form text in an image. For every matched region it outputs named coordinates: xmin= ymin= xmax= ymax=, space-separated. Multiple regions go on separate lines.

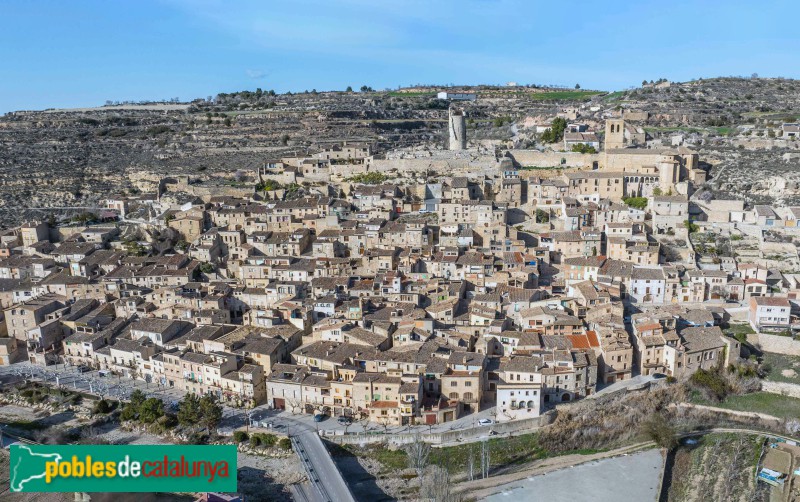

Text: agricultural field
xmin=711 ymin=391 xmax=800 ymax=420
xmin=665 ymin=433 xmax=766 ymax=502
xmin=762 ymin=352 xmax=800 ymax=385
xmin=529 ymin=90 xmax=604 ymax=101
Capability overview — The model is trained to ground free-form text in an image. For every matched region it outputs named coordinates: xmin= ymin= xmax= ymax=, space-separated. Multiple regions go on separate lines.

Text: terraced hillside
xmin=2 ymin=78 xmax=800 ymax=228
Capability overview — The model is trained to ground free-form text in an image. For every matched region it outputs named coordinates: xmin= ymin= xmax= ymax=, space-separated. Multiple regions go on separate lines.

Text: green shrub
xmin=233 ymin=431 xmax=249 ymax=443
xmin=345 ymin=172 xmax=388 ymax=184
xmin=278 ymin=438 xmax=292 ymax=451
xmin=535 ymin=208 xmax=549 ymax=224
xmin=255 ymin=179 xmax=282 ymax=191
xmin=120 ymin=403 xmax=138 ymax=422
xmin=259 ymin=433 xmax=277 ymax=447
xmin=188 ymin=432 xmax=209 ymax=445
xmin=622 ymin=197 xmax=648 ymax=210
xmin=93 ymin=399 xmax=113 ymax=415
xmin=146 ymin=125 xmax=171 ymax=136
xmin=684 ymin=220 xmax=699 ymax=233
xmin=570 ymin=143 xmax=597 ymax=154
xmin=540 ymin=118 xmax=567 ymax=143
xmin=138 ymin=398 xmax=164 ymax=424
xmin=690 ymin=368 xmax=729 ymax=401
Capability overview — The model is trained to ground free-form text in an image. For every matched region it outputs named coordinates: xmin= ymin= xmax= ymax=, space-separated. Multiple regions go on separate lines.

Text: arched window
xmin=449 ymin=392 xmax=459 ymax=400
xmin=527 ymin=400 xmax=535 ymax=409
xmin=463 ymin=392 xmax=474 ymax=401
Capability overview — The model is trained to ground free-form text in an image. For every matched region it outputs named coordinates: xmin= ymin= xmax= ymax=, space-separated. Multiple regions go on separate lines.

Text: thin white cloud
xmin=245 ymin=69 xmax=268 ymax=79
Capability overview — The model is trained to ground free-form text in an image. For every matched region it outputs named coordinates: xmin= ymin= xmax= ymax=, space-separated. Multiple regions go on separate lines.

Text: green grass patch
xmin=724 ymin=323 xmax=756 ymax=344
xmin=530 ymin=91 xmax=603 ymax=101
xmin=386 ymin=91 xmax=436 ymax=98
xmin=339 ymin=431 xmax=633 ymax=481
xmin=341 ymin=444 xmax=407 ymax=471
xmin=712 ymin=392 xmax=800 ymax=420
xmin=344 ymin=172 xmax=389 ymax=184
xmin=622 ymin=197 xmax=648 ymax=210
xmin=643 ymin=126 xmax=703 ymax=134
xmin=762 ymin=352 xmax=800 ymax=385
xmin=603 ymin=91 xmax=627 ymax=102
xmin=428 ymin=433 xmax=548 ymax=472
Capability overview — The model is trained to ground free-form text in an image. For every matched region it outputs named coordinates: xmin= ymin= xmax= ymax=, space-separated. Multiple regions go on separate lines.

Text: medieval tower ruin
xmin=448 ymin=108 xmax=467 ymax=150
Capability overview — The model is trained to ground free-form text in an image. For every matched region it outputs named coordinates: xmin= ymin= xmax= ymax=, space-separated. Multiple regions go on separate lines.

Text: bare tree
xmin=340 ymin=408 xmax=355 ymax=434
xmin=377 ymin=416 xmax=392 ymax=434
xmin=405 ymin=434 xmax=431 ymax=477
xmin=357 ymin=411 xmax=371 ymax=434
xmin=480 ymin=440 xmax=490 ymax=479
xmin=422 ymin=466 xmax=461 ymax=502
xmin=466 ymin=445 xmax=475 ymax=481
xmin=721 ymin=436 xmax=750 ymax=501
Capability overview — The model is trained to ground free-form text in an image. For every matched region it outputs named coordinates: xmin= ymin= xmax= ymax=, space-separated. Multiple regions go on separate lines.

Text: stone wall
xmin=747 ymin=333 xmax=800 ymax=356
xmin=370 ymin=155 xmax=498 ymax=177
xmin=508 ymin=150 xmax=598 ymax=169
xmin=161 ymin=176 xmax=255 ymax=199
xmin=327 ymin=411 xmax=554 ymax=446
xmin=762 ymin=381 xmax=800 ymax=399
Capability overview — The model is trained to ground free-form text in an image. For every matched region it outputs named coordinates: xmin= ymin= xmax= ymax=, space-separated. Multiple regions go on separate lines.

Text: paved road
xmin=292 ymin=428 xmax=356 ymax=502
xmin=248 ymin=404 xmax=498 ymax=435
xmin=287 ymin=482 xmax=317 ymax=502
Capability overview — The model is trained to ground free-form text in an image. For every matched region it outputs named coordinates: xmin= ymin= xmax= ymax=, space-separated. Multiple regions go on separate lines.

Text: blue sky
xmin=1 ymin=0 xmax=798 ymax=113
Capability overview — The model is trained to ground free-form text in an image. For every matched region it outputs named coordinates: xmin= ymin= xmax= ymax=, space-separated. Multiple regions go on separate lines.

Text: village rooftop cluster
xmin=1 ymin=105 xmax=798 ymax=429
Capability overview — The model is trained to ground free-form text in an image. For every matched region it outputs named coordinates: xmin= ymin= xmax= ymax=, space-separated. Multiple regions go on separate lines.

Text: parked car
xmin=337 ymin=416 xmax=352 ymax=425
xmin=98 ymin=370 xmax=110 ymax=377
xmin=76 ymin=366 xmax=91 ymax=373
xmin=313 ymin=414 xmax=327 ymax=422
xmin=477 ymin=418 xmax=494 ymax=426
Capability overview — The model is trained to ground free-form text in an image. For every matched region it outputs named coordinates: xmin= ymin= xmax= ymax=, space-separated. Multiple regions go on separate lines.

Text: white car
xmin=477 ymin=418 xmax=494 ymax=426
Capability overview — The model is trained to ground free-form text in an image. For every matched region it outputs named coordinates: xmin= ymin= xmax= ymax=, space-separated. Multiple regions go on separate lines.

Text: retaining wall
xmin=762 ymin=381 xmax=800 ymax=399
xmin=508 ymin=150 xmax=598 ymax=169
xmin=748 ymin=333 xmax=800 ymax=356
xmin=327 ymin=411 xmax=554 ymax=447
